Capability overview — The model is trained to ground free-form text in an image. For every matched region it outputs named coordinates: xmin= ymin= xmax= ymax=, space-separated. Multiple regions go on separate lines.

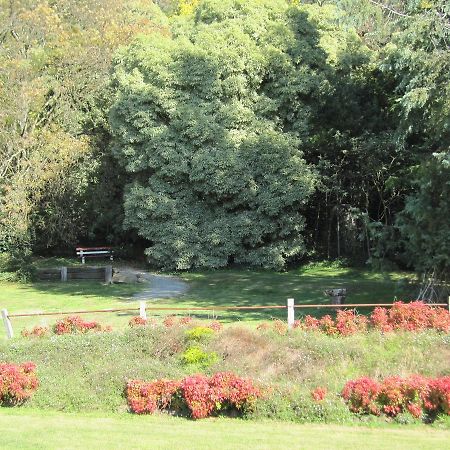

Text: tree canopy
xmin=0 ymin=0 xmax=449 ymax=286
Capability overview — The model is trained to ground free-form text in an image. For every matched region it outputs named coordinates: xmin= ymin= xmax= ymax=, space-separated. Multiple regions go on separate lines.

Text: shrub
xmin=185 ymin=326 xmax=214 ymax=342
xmin=21 ymin=326 xmax=50 ymax=338
xmin=370 ymin=302 xmax=450 ymax=333
xmin=342 ymin=375 xmax=450 ymax=419
xmin=208 ymin=321 xmax=223 ymax=332
xmin=126 ymin=372 xmax=261 ymax=419
xmin=311 ymin=387 xmax=327 ymax=402
xmin=341 ymin=377 xmax=381 ymax=415
xmin=291 ymin=303 xmax=450 ymax=336
xmin=0 ymin=250 xmax=36 ymax=281
xmin=163 ymin=316 xmax=193 ymax=328
xmin=128 ymin=317 xmax=157 ymax=328
xmin=181 ymin=346 xmax=218 ymax=369
xmin=0 ymin=362 xmax=39 ymax=406
xmin=53 ymin=316 xmax=111 ymax=335
xmin=126 ymin=379 xmax=181 ymax=414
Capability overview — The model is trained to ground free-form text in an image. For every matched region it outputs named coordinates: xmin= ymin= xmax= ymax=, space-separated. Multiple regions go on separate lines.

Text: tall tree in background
xmin=0 ymin=0 xmax=167 ymax=252
xmin=111 ymin=0 xmax=323 ymax=269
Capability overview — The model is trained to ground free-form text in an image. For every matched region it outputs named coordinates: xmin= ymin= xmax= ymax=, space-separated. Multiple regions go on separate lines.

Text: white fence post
xmin=1 ymin=309 xmax=14 ymax=339
xmin=139 ymin=301 xmax=147 ymax=320
xmin=61 ymin=266 xmax=67 ymax=282
xmin=287 ymin=298 xmax=295 ymax=329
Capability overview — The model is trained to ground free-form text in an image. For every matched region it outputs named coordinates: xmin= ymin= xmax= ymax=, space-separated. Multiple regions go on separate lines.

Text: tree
xmin=110 ymin=0 xmax=324 ymax=269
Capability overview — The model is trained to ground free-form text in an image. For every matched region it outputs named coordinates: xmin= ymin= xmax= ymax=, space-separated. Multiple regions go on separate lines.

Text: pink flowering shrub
xmin=342 ymin=375 xmax=450 ymax=419
xmin=0 ymin=362 xmax=39 ymax=406
xmin=126 ymin=372 xmax=261 ymax=419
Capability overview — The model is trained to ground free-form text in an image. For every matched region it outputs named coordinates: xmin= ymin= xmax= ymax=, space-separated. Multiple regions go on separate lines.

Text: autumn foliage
xmin=53 ymin=316 xmax=112 ymax=335
xmin=342 ymin=375 xmax=450 ymax=418
xmin=126 ymin=372 xmax=260 ymax=419
xmin=0 ymin=362 xmax=39 ymax=406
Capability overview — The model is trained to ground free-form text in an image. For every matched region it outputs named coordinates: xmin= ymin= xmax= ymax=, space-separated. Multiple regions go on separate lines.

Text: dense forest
xmin=0 ymin=1 xmax=449 ymax=287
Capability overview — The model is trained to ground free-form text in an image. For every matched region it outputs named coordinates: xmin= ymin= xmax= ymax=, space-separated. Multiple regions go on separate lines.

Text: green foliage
xmin=0 ymin=250 xmax=36 ymax=282
xmin=111 ymin=0 xmax=323 ymax=269
xmin=181 ymin=345 xmax=218 ymax=368
xmin=396 ymin=154 xmax=450 ymax=275
xmin=185 ymin=326 xmax=214 ymax=342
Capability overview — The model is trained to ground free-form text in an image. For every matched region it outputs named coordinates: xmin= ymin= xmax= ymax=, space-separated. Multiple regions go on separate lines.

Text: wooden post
xmin=287 ymin=298 xmax=295 ymax=329
xmin=139 ymin=301 xmax=147 ymax=320
xmin=1 ymin=309 xmax=13 ymax=339
xmin=61 ymin=266 xmax=67 ymax=282
xmin=104 ymin=266 xmax=113 ymax=284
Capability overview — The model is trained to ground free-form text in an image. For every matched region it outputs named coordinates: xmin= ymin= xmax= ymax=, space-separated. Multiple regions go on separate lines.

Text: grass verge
xmin=1 ymin=408 xmax=449 ymax=450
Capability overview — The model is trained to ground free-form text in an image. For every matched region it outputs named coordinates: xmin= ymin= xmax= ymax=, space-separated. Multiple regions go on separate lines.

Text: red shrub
xmin=129 ymin=317 xmax=147 ymax=327
xmin=126 ymin=372 xmax=261 ymax=419
xmin=162 ymin=316 xmax=179 ymax=327
xmin=341 ymin=377 xmax=381 ymax=415
xmin=311 ymin=386 xmax=327 ymax=402
xmin=21 ymin=326 xmax=50 ymax=338
xmin=370 ymin=302 xmax=450 ymax=333
xmin=181 ymin=374 xmax=216 ymax=419
xmin=208 ymin=321 xmax=223 ymax=332
xmin=126 ymin=379 xmax=181 ymax=414
xmin=53 ymin=316 xmax=111 ymax=334
xmin=0 ymin=362 xmax=39 ymax=405
xmin=335 ymin=310 xmax=368 ymax=336
xmin=342 ymin=375 xmax=450 ymax=419
xmin=179 ymin=316 xmax=194 ymax=326
xmin=272 ymin=320 xmax=288 ymax=335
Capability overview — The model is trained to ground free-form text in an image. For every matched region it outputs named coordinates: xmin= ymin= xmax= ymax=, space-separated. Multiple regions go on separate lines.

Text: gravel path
xmin=132 ymin=272 xmax=189 ymax=300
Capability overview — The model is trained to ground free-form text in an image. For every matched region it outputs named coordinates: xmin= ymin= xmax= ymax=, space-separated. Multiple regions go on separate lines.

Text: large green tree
xmin=111 ymin=0 xmax=326 ymax=269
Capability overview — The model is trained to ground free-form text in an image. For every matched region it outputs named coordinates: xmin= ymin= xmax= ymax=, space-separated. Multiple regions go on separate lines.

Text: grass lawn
xmin=1 ymin=409 xmax=449 ymax=450
xmin=0 ymin=260 xmax=417 ymax=338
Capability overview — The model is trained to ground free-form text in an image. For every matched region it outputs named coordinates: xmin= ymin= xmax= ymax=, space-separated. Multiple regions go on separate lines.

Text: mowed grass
xmin=1 ymin=409 xmax=449 ymax=450
xmin=0 ymin=260 xmax=417 ymax=337
xmin=173 ymin=264 xmax=417 ymax=321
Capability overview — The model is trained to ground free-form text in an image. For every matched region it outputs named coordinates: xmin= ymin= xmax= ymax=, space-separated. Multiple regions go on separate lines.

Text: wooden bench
xmin=76 ymin=247 xmax=114 ymax=264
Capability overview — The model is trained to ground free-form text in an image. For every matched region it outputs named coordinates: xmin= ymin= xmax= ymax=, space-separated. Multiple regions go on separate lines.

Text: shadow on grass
xmin=26 ymin=280 xmax=143 ymax=300
xmin=147 ymin=268 xmax=418 ymax=322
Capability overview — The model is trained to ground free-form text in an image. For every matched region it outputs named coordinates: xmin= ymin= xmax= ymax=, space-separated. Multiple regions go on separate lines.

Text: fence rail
xmin=1 ymin=298 xmax=449 ymax=339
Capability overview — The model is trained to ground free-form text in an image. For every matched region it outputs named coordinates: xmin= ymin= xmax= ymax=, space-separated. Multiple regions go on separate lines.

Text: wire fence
xmin=2 ymin=299 xmax=449 ymax=339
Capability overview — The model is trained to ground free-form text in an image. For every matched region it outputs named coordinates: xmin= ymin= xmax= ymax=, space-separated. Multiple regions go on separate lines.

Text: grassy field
xmin=0 ymin=260 xmax=418 ymax=338
xmin=1 ymin=409 xmax=449 ymax=450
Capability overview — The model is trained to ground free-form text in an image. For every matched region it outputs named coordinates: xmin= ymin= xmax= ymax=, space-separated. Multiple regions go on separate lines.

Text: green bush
xmin=0 ymin=250 xmax=36 ymax=281
xmin=185 ymin=326 xmax=215 ymax=342
xmin=181 ymin=345 xmax=218 ymax=369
